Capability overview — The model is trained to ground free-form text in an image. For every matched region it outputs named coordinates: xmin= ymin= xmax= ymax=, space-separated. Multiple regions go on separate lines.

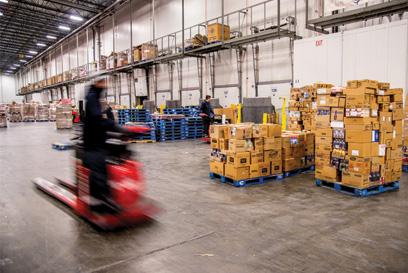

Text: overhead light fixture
xmin=26 ymin=55 xmax=33 ymax=58
xmin=19 ymin=60 xmax=27 ymax=63
xmin=36 ymin=43 xmax=46 ymax=47
xmin=70 ymin=15 xmax=83 ymax=22
xmin=6 ymin=71 xmax=13 ymax=74
xmin=46 ymin=35 xmax=57 ymax=40
xmin=0 ymin=12 xmax=3 ymax=16
xmin=0 ymin=0 xmax=8 ymax=4
xmin=58 ymin=25 xmax=71 ymax=31
xmin=10 ymin=67 xmax=16 ymax=70
xmin=13 ymin=64 xmax=21 ymax=67
xmin=28 ymin=50 xmax=38 ymax=54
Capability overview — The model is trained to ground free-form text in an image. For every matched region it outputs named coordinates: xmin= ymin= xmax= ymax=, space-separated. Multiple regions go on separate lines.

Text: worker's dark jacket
xmin=83 ymin=85 xmax=115 ymax=151
xmin=200 ymin=101 xmax=214 ymax=118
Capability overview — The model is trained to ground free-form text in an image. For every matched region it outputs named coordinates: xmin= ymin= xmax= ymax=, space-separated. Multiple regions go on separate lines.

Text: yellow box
xmin=207 ymin=23 xmax=230 ymax=42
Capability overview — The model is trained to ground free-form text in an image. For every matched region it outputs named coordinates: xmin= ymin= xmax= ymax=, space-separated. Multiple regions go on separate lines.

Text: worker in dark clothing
xmin=83 ymin=78 xmax=119 ymax=211
xmin=200 ymin=95 xmax=214 ymax=137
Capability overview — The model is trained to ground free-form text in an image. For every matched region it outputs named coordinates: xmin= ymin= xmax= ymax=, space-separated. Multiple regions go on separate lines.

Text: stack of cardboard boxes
xmin=315 ymin=80 xmax=403 ymax=188
xmin=403 ymin=93 xmax=408 ymax=170
xmin=281 ymin=131 xmax=315 ymax=172
xmin=288 ymin=84 xmax=332 ymax=131
xmin=209 ymin=123 xmax=282 ymax=181
xmin=56 ymin=104 xmax=73 ymax=129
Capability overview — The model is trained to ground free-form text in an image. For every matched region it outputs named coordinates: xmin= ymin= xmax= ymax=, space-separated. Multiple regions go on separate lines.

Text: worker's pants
xmin=202 ymin=116 xmax=211 ymax=136
xmin=83 ymin=149 xmax=110 ymax=200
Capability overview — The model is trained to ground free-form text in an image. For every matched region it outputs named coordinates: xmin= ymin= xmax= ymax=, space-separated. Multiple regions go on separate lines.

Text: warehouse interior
xmin=1 ymin=0 xmax=408 ymax=273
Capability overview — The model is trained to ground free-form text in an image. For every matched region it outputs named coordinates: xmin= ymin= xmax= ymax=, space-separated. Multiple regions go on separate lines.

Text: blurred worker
xmin=83 ymin=78 xmax=119 ymax=211
xmin=200 ymin=95 xmax=214 ymax=137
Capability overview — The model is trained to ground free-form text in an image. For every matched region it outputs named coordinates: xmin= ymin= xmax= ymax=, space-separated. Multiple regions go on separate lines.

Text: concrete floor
xmin=0 ymin=122 xmax=407 ymax=273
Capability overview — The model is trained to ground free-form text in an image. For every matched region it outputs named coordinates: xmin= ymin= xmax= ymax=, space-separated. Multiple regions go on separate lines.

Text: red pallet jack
xmin=33 ymin=126 xmax=159 ymax=230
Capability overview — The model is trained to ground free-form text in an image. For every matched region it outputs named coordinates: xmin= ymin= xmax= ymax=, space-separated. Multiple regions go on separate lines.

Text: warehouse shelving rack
xmin=16 ymin=0 xmax=300 ymax=105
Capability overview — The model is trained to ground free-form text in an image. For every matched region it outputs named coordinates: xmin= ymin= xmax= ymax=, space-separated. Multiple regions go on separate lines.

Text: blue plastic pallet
xmin=52 ymin=142 xmax=74 ymax=151
xmin=284 ymin=165 xmax=315 ymax=177
xmin=209 ymin=172 xmax=284 ymax=187
xmin=403 ymin=165 xmax=408 ymax=173
xmin=315 ymin=179 xmax=400 ymax=197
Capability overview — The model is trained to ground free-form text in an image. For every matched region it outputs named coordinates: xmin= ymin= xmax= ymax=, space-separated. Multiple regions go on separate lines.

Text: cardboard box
xmin=228 ymin=125 xmax=252 ymax=139
xmin=282 ymin=146 xmax=305 ymax=158
xmin=348 ymin=143 xmax=374 ymax=157
xmin=270 ymin=161 xmax=282 ymax=175
xmin=224 ymin=165 xmax=249 ymax=180
xmin=264 ymin=149 xmax=282 ymax=162
xmin=228 ymin=139 xmax=251 ymax=152
xmin=250 ymin=163 xmax=270 ymax=178
xmin=348 ymin=157 xmax=371 ymax=175
xmin=264 ymin=137 xmax=282 ymax=150
xmin=210 ymin=161 xmax=224 ymax=175
xmin=342 ymin=172 xmax=373 ymax=189
xmin=315 ymin=165 xmax=338 ymax=182
xmin=345 ymin=130 xmax=373 ymax=143
xmin=252 ymin=124 xmax=268 ymax=138
xmin=250 ymin=151 xmax=264 ymax=164
xmin=210 ymin=125 xmax=227 ymax=138
xmin=315 ymin=128 xmax=332 ymax=138
xmin=252 ymin=138 xmax=264 ymax=151
xmin=267 ymin=124 xmax=281 ymax=137
xmin=133 ymin=46 xmax=142 ymax=62
xmin=283 ymin=158 xmax=303 ymax=172
xmin=210 ymin=138 xmax=220 ymax=149
xmin=346 ymin=94 xmax=371 ymax=108
xmin=141 ymin=43 xmax=158 ymax=60
xmin=219 ymin=139 xmax=229 ymax=151
xmin=227 ymin=152 xmax=250 ymax=167
xmin=207 ymin=23 xmax=230 ymax=42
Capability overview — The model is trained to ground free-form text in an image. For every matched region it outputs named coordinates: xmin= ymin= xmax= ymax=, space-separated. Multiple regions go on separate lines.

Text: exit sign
xmin=315 ymin=40 xmax=323 ymax=47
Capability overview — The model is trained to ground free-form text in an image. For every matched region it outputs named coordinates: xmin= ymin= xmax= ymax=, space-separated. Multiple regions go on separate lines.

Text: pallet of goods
xmin=0 ymin=105 xmax=7 ymax=128
xmin=36 ymin=104 xmax=50 ymax=121
xmin=22 ymin=103 xmax=36 ymax=122
xmin=281 ymin=131 xmax=315 ymax=177
xmin=49 ymin=103 xmax=57 ymax=121
xmin=209 ymin=123 xmax=284 ymax=187
xmin=182 ymin=117 xmax=204 ymax=139
xmin=315 ymin=80 xmax=402 ymax=197
xmin=56 ymin=104 xmax=73 ymax=129
xmin=8 ymin=104 xmax=22 ymax=122
xmin=403 ymin=92 xmax=408 ymax=172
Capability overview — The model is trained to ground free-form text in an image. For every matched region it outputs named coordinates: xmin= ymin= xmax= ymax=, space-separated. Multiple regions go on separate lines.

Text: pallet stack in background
xmin=153 ymin=115 xmax=186 ymax=141
xmin=281 ymin=131 xmax=315 ymax=175
xmin=36 ymin=105 xmax=50 ymax=121
xmin=209 ymin=123 xmax=283 ymax=185
xmin=288 ymin=84 xmax=323 ymax=131
xmin=8 ymin=104 xmax=22 ymax=122
xmin=117 ymin=109 xmax=152 ymax=125
xmin=315 ymin=79 xmax=403 ymax=189
xmin=56 ymin=104 xmax=73 ymax=129
xmin=49 ymin=103 xmax=57 ymax=121
xmin=0 ymin=105 xmax=7 ymax=128
xmin=22 ymin=103 xmax=36 ymax=122
xmin=403 ymin=92 xmax=408 ymax=172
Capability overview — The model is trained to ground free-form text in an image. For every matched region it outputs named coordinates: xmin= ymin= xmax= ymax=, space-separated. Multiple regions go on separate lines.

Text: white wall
xmin=0 ymin=75 xmax=21 ymax=104
xmin=294 ymin=19 xmax=408 ymax=95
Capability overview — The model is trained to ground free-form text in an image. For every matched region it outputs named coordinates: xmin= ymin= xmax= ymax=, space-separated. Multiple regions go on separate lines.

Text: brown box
xmin=250 ymin=163 xmax=270 ymax=178
xmin=210 ymin=161 xmax=224 ymax=175
xmin=250 ymin=151 xmax=264 ymax=164
xmin=133 ymin=46 xmax=142 ymax=62
xmin=264 ymin=149 xmax=282 ymax=162
xmin=269 ymin=160 xmax=282 ymax=175
xmin=207 ymin=23 xmax=230 ymax=42
xmin=315 ymin=165 xmax=338 ymax=182
xmin=141 ymin=43 xmax=158 ymax=60
xmin=210 ymin=138 xmax=220 ymax=149
xmin=342 ymin=172 xmax=373 ymax=189
xmin=283 ymin=158 xmax=303 ymax=172
xmin=264 ymin=137 xmax=282 ymax=150
xmin=346 ymin=94 xmax=371 ymax=108
xmin=267 ymin=124 xmax=282 ymax=137
xmin=227 ymin=151 xmax=250 ymax=167
xmin=348 ymin=157 xmax=371 ymax=175
xmin=348 ymin=142 xmax=374 ymax=157
xmin=219 ymin=139 xmax=229 ymax=151
xmin=228 ymin=139 xmax=249 ymax=152
xmin=315 ymin=128 xmax=332 ymax=138
xmin=210 ymin=125 xmax=227 ymax=138
xmin=224 ymin=165 xmax=249 ymax=180
xmin=345 ymin=130 xmax=373 ymax=143
xmin=228 ymin=125 xmax=252 ymax=139
xmin=282 ymin=146 xmax=305 ymax=158
xmin=252 ymin=124 xmax=268 ymax=138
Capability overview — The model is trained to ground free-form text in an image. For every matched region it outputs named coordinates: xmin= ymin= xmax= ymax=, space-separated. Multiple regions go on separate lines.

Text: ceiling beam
xmin=44 ymin=0 xmax=101 ymax=13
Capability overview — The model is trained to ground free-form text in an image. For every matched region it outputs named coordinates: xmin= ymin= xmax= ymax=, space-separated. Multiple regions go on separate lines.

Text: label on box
xmin=379 ymin=144 xmax=386 ymax=156
xmin=330 ymin=121 xmax=344 ymax=128
xmin=312 ymin=102 xmax=317 ymax=110
xmin=317 ymin=88 xmax=328 ymax=95
xmin=351 ymin=150 xmax=359 ymax=156
xmin=372 ymin=130 xmax=379 ymax=142
xmin=377 ymin=90 xmax=385 ymax=96
xmin=319 ymin=99 xmax=326 ymax=105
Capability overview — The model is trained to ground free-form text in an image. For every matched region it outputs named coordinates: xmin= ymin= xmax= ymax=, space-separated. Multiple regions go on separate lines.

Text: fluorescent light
xmin=28 ymin=50 xmax=38 ymax=55
xmin=19 ymin=60 xmax=27 ymax=63
xmin=10 ymin=67 xmax=16 ymax=70
xmin=58 ymin=25 xmax=71 ymax=31
xmin=46 ymin=35 xmax=57 ymax=40
xmin=0 ymin=12 xmax=3 ymax=16
xmin=26 ymin=55 xmax=33 ymax=58
xmin=6 ymin=71 xmax=13 ymax=73
xmin=36 ymin=43 xmax=46 ymax=47
xmin=0 ymin=0 xmax=8 ymax=3
xmin=70 ymin=15 xmax=83 ymax=22
xmin=13 ymin=64 xmax=21 ymax=67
